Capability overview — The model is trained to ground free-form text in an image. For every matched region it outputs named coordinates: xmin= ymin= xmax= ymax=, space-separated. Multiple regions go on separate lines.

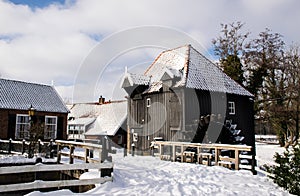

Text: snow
xmin=256 ymin=142 xmax=285 ymax=167
xmin=25 ymin=142 xmax=290 ymax=196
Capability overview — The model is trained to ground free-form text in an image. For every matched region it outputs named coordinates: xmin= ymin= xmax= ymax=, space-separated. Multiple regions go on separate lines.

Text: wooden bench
xmin=198 ymin=152 xmax=213 ymax=166
xmin=217 ymin=156 xmax=235 ymax=169
xmin=183 ymin=151 xmax=195 ymax=163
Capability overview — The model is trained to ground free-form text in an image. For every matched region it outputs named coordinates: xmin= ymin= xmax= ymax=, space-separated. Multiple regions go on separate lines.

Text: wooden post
xmin=235 ymin=149 xmax=240 ymax=170
xmin=49 ymin=140 xmax=54 ymax=158
xmin=172 ymin=144 xmax=176 ymax=162
xmin=69 ymin=146 xmax=74 ymax=164
xmin=38 ymin=139 xmax=41 ymax=153
xmin=85 ymin=148 xmax=89 ymax=163
xmin=99 ymin=148 xmax=102 ymax=163
xmin=159 ymin=143 xmax=162 ymax=159
xmin=22 ymin=139 xmax=26 ymax=155
xmin=8 ymin=138 xmax=12 ymax=154
xmin=57 ymin=143 xmax=61 ymax=164
xmin=181 ymin=145 xmax=184 ymax=163
xmin=251 ymin=152 xmax=257 ymax=175
xmin=215 ymin=147 xmax=220 ymax=165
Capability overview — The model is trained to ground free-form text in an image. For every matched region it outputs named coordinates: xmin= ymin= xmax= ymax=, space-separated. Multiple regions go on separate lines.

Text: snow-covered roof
xmin=121 ymin=72 xmax=150 ymax=88
xmin=0 ymin=78 xmax=69 ymax=113
xmin=123 ymin=45 xmax=253 ymax=97
xmin=68 ymin=118 xmax=96 ymax=126
xmin=68 ymin=101 xmax=127 ymax=136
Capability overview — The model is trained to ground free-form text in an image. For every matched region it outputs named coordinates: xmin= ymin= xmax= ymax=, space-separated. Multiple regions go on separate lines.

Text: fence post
xmin=251 ymin=147 xmax=257 ymax=175
xmin=57 ymin=143 xmax=61 ymax=164
xmin=101 ymin=137 xmax=108 ymax=162
xmin=38 ymin=139 xmax=42 ymax=153
xmin=123 ymin=144 xmax=127 ymax=157
xmin=131 ymin=143 xmax=135 ymax=156
xmin=235 ymin=149 xmax=240 ymax=170
xmin=69 ymin=145 xmax=74 ymax=164
xmin=85 ymin=148 xmax=89 ymax=163
xmin=8 ymin=138 xmax=12 ymax=154
xmin=49 ymin=139 xmax=54 ymax=158
xmin=22 ymin=139 xmax=26 ymax=154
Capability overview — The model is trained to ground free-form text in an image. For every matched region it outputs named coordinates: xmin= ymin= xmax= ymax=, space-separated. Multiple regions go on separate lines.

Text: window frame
xmin=228 ymin=101 xmax=236 ymax=115
xmin=146 ymin=98 xmax=151 ymax=107
xmin=15 ymin=114 xmax=30 ymax=139
xmin=44 ymin=115 xmax=57 ymax=139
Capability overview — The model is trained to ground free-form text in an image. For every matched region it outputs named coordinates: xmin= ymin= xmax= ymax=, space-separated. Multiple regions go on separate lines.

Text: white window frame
xmin=68 ymin=124 xmax=85 ymax=139
xmin=146 ymin=98 xmax=151 ymax=107
xmin=45 ymin=116 xmax=57 ymax=139
xmin=15 ymin=114 xmax=30 ymax=139
xmin=228 ymin=101 xmax=235 ymax=115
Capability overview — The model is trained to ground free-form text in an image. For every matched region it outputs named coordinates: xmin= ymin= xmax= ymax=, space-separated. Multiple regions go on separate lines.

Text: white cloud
xmin=0 ymin=0 xmax=299 ymax=102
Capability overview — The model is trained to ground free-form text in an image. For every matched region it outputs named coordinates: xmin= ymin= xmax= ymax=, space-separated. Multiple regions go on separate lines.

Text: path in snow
xmin=29 ymin=154 xmax=289 ymax=196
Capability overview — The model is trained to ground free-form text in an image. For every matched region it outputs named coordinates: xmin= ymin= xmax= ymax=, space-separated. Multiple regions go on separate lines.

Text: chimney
xmin=99 ymin=96 xmax=105 ymax=105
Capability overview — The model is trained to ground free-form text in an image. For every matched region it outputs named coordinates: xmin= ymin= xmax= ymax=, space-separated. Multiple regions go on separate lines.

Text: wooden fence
xmin=154 ymin=141 xmax=256 ymax=174
xmin=0 ymin=138 xmax=54 ymax=158
xmin=0 ymin=139 xmax=113 ymax=193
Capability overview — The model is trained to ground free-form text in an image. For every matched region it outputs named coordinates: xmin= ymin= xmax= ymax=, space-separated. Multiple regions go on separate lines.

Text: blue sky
xmin=8 ymin=0 xmax=65 ymax=8
xmin=1 ymin=0 xmax=300 ymax=103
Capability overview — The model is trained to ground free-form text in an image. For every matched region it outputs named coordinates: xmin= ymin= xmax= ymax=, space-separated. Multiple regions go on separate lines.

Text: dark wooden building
xmin=0 ymin=78 xmax=69 ymax=140
xmin=121 ymin=45 xmax=255 ymax=154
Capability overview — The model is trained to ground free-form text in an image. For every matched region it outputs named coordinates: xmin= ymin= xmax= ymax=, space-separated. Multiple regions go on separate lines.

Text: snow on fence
xmin=0 ymin=140 xmax=113 ymax=193
xmin=154 ymin=141 xmax=256 ymax=174
xmin=0 ymin=162 xmax=113 ymax=193
xmin=0 ymin=138 xmax=54 ymax=157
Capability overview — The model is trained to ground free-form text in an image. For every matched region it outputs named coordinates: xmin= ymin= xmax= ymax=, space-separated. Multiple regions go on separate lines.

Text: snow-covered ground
xmin=26 ymin=142 xmax=290 ymax=196
xmin=256 ymin=142 xmax=285 ymax=167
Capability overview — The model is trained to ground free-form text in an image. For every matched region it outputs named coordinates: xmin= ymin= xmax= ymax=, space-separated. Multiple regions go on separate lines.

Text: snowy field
xmin=26 ymin=142 xmax=291 ymax=196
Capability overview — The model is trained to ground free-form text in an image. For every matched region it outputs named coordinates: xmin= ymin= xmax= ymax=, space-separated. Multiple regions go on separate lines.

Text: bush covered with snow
xmin=266 ymin=143 xmax=300 ymax=195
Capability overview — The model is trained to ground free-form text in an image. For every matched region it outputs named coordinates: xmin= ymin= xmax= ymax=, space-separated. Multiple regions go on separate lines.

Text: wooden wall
xmin=126 ymin=86 xmax=255 ymax=153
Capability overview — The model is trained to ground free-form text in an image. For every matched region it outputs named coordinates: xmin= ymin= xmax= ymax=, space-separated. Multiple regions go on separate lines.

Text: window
xmin=146 ymin=98 xmax=151 ymax=107
xmin=45 ymin=116 xmax=57 ymax=139
xmin=117 ymin=134 xmax=123 ymax=145
xmin=228 ymin=102 xmax=235 ymax=115
xmin=68 ymin=124 xmax=85 ymax=139
xmin=15 ymin=114 xmax=30 ymax=139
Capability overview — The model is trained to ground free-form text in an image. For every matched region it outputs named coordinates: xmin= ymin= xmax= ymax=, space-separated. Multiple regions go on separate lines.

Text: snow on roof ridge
xmin=144 ymin=44 xmax=190 ymax=76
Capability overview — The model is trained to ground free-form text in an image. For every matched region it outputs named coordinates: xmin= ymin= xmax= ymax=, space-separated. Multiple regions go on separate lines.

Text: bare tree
xmin=283 ymin=44 xmax=300 ymax=146
xmin=212 ymin=21 xmax=249 ymax=86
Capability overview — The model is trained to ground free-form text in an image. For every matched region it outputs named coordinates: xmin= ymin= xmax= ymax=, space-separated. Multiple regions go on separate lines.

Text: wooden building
xmin=121 ymin=45 xmax=255 ymax=154
xmin=0 ymin=78 xmax=69 ymax=140
xmin=67 ymin=99 xmax=127 ymax=147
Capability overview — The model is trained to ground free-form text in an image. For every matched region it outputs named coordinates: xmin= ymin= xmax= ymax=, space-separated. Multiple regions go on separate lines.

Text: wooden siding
xmin=127 ymin=88 xmax=254 ymax=154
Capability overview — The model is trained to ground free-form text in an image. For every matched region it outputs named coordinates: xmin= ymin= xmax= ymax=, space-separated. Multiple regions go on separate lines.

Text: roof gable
xmin=0 ymin=78 xmax=69 ymax=113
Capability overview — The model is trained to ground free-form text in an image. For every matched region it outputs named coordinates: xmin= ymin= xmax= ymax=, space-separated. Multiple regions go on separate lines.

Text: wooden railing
xmin=154 ymin=141 xmax=256 ymax=174
xmin=0 ymin=140 xmax=113 ymax=193
xmin=0 ymin=162 xmax=113 ymax=193
xmin=56 ymin=140 xmax=104 ymax=164
xmin=0 ymin=138 xmax=55 ymax=158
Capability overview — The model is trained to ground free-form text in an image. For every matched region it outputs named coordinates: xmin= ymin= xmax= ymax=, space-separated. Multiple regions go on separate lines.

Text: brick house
xmin=0 ymin=78 xmax=69 ymax=140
